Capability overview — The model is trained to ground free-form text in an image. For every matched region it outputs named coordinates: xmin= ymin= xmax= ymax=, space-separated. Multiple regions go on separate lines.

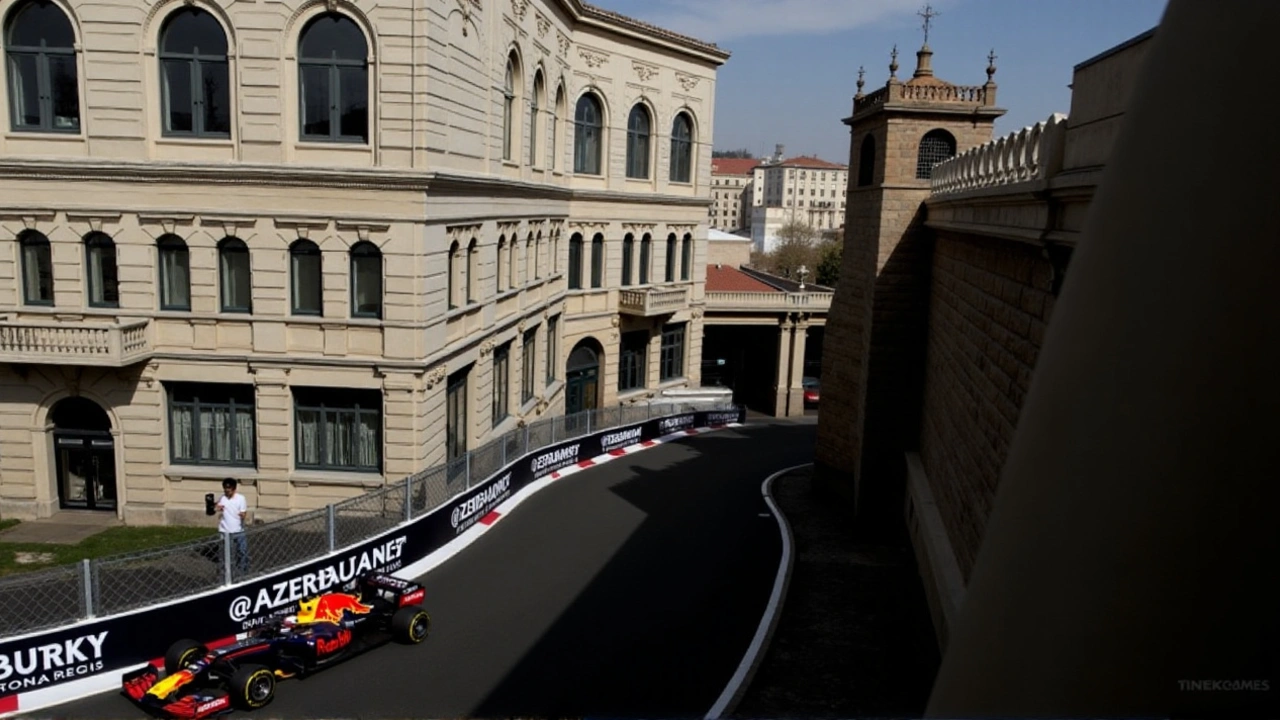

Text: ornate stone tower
xmin=816 ymin=8 xmax=1006 ymax=536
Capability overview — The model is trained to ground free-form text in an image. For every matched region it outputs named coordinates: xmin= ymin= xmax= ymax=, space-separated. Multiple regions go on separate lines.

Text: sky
xmin=588 ymin=0 xmax=1168 ymax=163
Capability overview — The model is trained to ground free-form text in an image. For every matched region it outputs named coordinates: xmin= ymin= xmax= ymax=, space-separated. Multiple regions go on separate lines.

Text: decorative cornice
xmin=568 ymin=220 xmax=609 ymax=233
xmin=426 ymin=365 xmax=448 ymax=389
xmin=566 ymin=1 xmax=730 ymax=63
xmin=675 ymin=72 xmax=700 ymax=91
xmin=480 ymin=338 xmax=496 ymax=356
xmin=334 ymin=220 xmax=392 ymax=242
xmin=622 ymin=222 xmax=656 ymax=234
xmin=632 ymin=61 xmax=659 ymax=82
xmin=0 ymin=159 xmax=433 ymax=192
xmin=447 ymin=222 xmax=484 ymax=243
xmin=556 ymin=31 xmax=570 ymax=58
xmin=577 ymin=45 xmax=608 ymax=69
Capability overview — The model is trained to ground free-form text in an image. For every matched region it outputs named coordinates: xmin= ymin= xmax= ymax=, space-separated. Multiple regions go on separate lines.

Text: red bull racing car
xmin=122 ymin=571 xmax=430 ymax=718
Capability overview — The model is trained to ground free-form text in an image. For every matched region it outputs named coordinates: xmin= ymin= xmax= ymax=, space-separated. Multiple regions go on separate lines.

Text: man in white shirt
xmin=216 ymin=478 xmax=250 ymax=573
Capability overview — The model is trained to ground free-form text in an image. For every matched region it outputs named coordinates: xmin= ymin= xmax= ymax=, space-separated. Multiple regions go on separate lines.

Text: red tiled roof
xmin=778 ymin=155 xmax=847 ymax=170
xmin=706 ymin=264 xmax=783 ymax=293
xmin=711 ymin=158 xmax=759 ymax=175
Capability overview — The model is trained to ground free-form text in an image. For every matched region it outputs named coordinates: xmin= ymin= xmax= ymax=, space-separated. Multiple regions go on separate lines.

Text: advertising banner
xmin=0 ymin=407 xmax=745 ymax=704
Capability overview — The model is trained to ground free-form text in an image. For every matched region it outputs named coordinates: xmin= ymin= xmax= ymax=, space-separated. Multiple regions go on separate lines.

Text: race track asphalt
xmin=51 ymin=417 xmax=817 ymax=718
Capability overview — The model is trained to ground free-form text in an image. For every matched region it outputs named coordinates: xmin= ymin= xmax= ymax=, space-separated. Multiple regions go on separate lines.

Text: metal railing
xmin=0 ymin=401 xmax=734 ymax=640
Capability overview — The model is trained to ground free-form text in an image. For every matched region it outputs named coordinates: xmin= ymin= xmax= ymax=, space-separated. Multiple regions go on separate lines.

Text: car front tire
xmin=163 ymin=639 xmax=207 ymax=675
xmin=230 ymin=664 xmax=276 ymax=709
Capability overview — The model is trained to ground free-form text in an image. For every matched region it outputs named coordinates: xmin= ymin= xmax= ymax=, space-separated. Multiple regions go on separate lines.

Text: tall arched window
xmin=567 ymin=232 xmax=584 ymax=290
xmin=534 ymin=230 xmax=543 ymax=279
xmin=290 ymin=239 xmax=322 ymax=315
xmin=18 ymin=230 xmax=53 ymax=305
xmin=218 ymin=237 xmax=252 ymax=313
xmin=84 ymin=232 xmax=119 ymax=308
xmin=857 ymin=133 xmax=876 ymax=186
xmin=4 ymin=0 xmax=79 ymax=132
xmin=503 ymin=53 xmax=519 ymax=161
xmin=350 ymin=241 xmax=382 ymax=318
xmin=639 ymin=233 xmax=651 ymax=285
xmin=680 ymin=233 xmax=692 ymax=281
xmin=466 ymin=238 xmax=478 ymax=303
xmin=664 ymin=233 xmax=677 ymax=283
xmin=447 ymin=240 xmax=460 ymax=309
xmin=157 ymin=235 xmax=190 ymax=311
xmin=621 ymin=233 xmax=634 ymax=286
xmin=298 ymin=13 xmax=368 ymax=143
xmin=552 ymin=84 xmax=565 ymax=171
xmin=509 ymin=233 xmax=519 ymax=289
xmin=626 ymin=104 xmax=651 ymax=179
xmin=524 ymin=233 xmax=534 ymax=285
xmin=496 ymin=235 xmax=507 ymax=293
xmin=669 ymin=112 xmax=694 ymax=183
xmin=590 ymin=233 xmax=604 ymax=288
xmin=574 ymin=93 xmax=603 ymax=175
xmin=530 ymin=71 xmax=543 ymax=167
xmin=916 ymin=128 xmax=957 ymax=180
xmin=158 ymin=8 xmax=229 ymax=137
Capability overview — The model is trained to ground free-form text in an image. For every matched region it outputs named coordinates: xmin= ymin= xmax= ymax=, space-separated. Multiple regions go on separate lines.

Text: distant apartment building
xmin=709 ymin=158 xmax=757 ymax=232
xmin=750 ymin=155 xmax=848 ymax=253
xmin=0 ymin=0 xmax=727 ymax=525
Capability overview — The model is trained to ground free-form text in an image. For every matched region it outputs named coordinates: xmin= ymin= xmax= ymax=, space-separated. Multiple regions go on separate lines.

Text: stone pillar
xmin=250 ymin=367 xmax=292 ymax=521
xmin=773 ymin=317 xmax=794 ymax=417
xmin=786 ymin=314 xmax=809 ymax=416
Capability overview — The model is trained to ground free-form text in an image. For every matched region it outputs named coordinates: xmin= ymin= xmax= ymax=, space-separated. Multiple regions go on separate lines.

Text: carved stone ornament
xmin=633 ymin=62 xmax=659 ymax=82
xmin=426 ymin=366 xmax=449 ymax=389
xmin=557 ymin=32 xmax=570 ymax=58
xmin=455 ymin=0 xmax=476 ymax=36
xmin=676 ymin=72 xmax=700 ymax=91
xmin=611 ymin=315 xmax=620 ymax=328
xmin=480 ymin=338 xmax=496 ymax=356
xmin=518 ymin=320 xmax=526 ymax=333
xmin=578 ymin=47 xmax=608 ymax=69
xmin=692 ymin=308 xmax=705 ymax=319
xmin=535 ymin=11 xmax=550 ymax=37
xmin=510 ymin=0 xmax=528 ymax=22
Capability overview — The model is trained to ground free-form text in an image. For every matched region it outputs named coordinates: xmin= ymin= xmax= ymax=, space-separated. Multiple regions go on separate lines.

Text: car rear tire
xmin=391 ymin=605 xmax=431 ymax=644
xmin=230 ymin=664 xmax=276 ymax=709
xmin=164 ymin=639 xmax=207 ymax=675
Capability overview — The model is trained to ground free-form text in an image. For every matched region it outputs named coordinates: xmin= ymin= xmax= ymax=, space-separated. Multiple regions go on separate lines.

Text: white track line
xmin=705 ymin=462 xmax=811 ymax=720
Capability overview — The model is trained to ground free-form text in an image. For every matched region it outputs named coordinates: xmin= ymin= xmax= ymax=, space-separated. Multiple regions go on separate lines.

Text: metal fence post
xmin=551 ymin=418 xmax=557 ymax=443
xmin=465 ymin=452 xmax=471 ymax=490
xmin=327 ymin=505 xmax=337 ymax=553
xmin=223 ymin=532 xmax=233 ymax=586
xmin=404 ymin=476 xmax=413 ymax=522
xmin=524 ymin=423 xmax=531 ymax=454
xmin=586 ymin=409 xmax=592 ymax=435
xmin=82 ymin=559 xmax=94 ymax=619
xmin=501 ymin=435 xmax=507 ymax=468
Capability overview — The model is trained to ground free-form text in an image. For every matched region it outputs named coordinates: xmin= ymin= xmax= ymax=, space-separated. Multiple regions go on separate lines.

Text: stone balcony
xmin=705 ymin=290 xmax=834 ymax=312
xmin=618 ymin=285 xmax=690 ymax=317
xmin=0 ymin=316 xmax=153 ymax=367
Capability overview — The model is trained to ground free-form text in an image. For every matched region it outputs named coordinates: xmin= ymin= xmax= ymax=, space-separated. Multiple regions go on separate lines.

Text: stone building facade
xmin=748 ymin=154 xmax=848 ymax=253
xmin=709 ymin=157 xmax=755 ymax=232
xmin=816 ymin=29 xmax=1155 ymax=649
xmin=0 ymin=0 xmax=728 ymax=524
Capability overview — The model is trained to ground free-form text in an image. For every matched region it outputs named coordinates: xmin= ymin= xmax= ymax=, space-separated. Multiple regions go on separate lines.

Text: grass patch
xmin=0 ymin=524 xmax=218 ymax=578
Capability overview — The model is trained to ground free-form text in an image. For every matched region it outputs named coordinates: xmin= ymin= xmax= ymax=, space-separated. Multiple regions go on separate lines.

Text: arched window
xmin=524 ymin=233 xmax=534 ymax=285
xmin=84 ymin=232 xmax=119 ymax=308
xmin=534 ymin=230 xmax=543 ymax=279
xmin=496 ymin=235 xmax=507 ymax=293
xmin=857 ymin=133 xmax=876 ymax=187
xmin=639 ymin=233 xmax=651 ymax=285
xmin=509 ymin=233 xmax=519 ymax=289
xmin=447 ymin=240 xmax=460 ymax=309
xmin=621 ymin=233 xmax=634 ymax=286
xmin=626 ymin=104 xmax=651 ymax=179
xmin=574 ymin=93 xmax=603 ymax=175
xmin=290 ymin=239 xmax=322 ymax=315
xmin=502 ymin=53 xmax=519 ymax=161
xmin=551 ymin=84 xmax=565 ymax=171
xmin=158 ymin=235 xmax=191 ymax=311
xmin=218 ymin=237 xmax=251 ymax=313
xmin=664 ymin=233 xmax=677 ymax=283
xmin=4 ymin=0 xmax=79 ymax=132
xmin=466 ymin=238 xmax=478 ymax=303
xmin=669 ymin=112 xmax=694 ymax=183
xmin=18 ymin=230 xmax=53 ymax=305
xmin=567 ymin=232 xmax=584 ymax=290
xmin=298 ymin=13 xmax=368 ymax=143
xmin=590 ymin=233 xmax=604 ymax=288
xmin=551 ymin=229 xmax=560 ymax=275
xmin=530 ymin=71 xmax=543 ymax=167
xmin=158 ymin=8 xmax=229 ymax=137
xmin=350 ymin=241 xmax=381 ymax=318
xmin=680 ymin=233 xmax=692 ymax=281
xmin=916 ymin=129 xmax=957 ymax=180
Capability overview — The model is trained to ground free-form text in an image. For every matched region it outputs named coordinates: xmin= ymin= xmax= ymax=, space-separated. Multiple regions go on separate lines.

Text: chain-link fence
xmin=0 ymin=400 xmax=736 ymax=639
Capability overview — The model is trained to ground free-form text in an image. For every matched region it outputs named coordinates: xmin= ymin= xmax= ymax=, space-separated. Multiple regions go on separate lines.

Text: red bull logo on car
xmin=296 ymin=593 xmax=372 ymax=624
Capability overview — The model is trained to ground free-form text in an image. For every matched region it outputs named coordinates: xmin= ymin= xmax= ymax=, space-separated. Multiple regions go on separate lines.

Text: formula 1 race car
xmin=121 ymin=571 xmax=430 ymax=718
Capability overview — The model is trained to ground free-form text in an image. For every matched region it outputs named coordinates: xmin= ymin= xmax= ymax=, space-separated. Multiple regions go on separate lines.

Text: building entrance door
xmin=50 ymin=397 xmax=117 ymax=511
xmin=564 ymin=343 xmax=600 ymax=419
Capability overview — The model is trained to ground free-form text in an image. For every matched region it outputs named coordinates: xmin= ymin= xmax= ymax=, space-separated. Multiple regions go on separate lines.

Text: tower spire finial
xmin=918 ymin=4 xmax=939 ymax=46
xmin=889 ymin=44 xmax=899 ymax=79
xmin=986 ymin=48 xmax=998 ymax=81
xmin=856 ymin=66 xmax=865 ymax=94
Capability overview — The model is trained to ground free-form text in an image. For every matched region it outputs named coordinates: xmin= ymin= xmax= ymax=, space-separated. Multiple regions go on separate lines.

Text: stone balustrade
xmin=930 ymin=112 xmax=1069 ymax=196
xmin=705 ymin=291 xmax=834 ymax=311
xmin=899 ymin=83 xmax=988 ymax=103
xmin=0 ymin=318 xmax=152 ymax=366
xmin=618 ymin=285 xmax=690 ymax=316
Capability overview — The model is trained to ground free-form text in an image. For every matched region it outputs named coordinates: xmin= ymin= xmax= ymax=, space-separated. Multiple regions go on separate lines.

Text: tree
xmin=816 ymin=235 xmax=842 ymax=287
xmin=770 ymin=222 xmax=820 ymax=279
xmin=712 ymin=148 xmax=754 ymax=159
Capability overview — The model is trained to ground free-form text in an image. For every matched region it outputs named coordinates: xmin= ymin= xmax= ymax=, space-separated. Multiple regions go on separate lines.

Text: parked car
xmin=802 ymin=377 xmax=820 ymax=407
xmin=122 ymin=572 xmax=431 ymax=718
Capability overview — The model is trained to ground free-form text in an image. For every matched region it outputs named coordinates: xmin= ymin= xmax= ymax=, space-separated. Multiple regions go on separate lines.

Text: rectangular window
xmin=168 ymin=382 xmax=256 ymax=467
xmin=546 ymin=315 xmax=559 ymax=384
xmin=621 ymin=236 xmax=634 ymax=286
xmin=446 ymin=368 xmax=468 ymax=461
xmin=618 ymin=330 xmax=648 ymax=392
xmin=492 ymin=341 xmax=510 ymax=427
xmin=522 ymin=328 xmax=537 ymax=404
xmin=659 ymin=322 xmax=686 ymax=381
xmin=293 ymin=387 xmax=382 ymax=472
xmin=568 ymin=238 xmax=582 ymax=290
xmin=590 ymin=236 xmax=604 ymax=288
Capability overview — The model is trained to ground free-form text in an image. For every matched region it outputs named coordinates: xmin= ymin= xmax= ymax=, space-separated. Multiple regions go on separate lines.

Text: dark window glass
xmin=297 ymin=13 xmax=368 ymax=143
xmin=350 ymin=241 xmax=381 ymax=318
xmin=639 ymin=234 xmax=651 ymax=284
xmin=446 ymin=369 xmax=468 ymax=460
xmin=290 ymin=240 xmax=322 ymax=315
xmin=545 ymin=316 xmax=558 ymax=383
xmin=664 ymin=234 xmax=677 ymax=283
xmin=626 ymin=104 xmax=650 ymax=179
xmin=168 ymin=382 xmax=256 ymax=466
xmin=158 ymin=235 xmax=191 ymax=311
xmin=660 ymin=322 xmax=686 ymax=381
xmin=19 ymin=231 xmax=53 ymax=305
xmin=492 ymin=342 xmax=510 ymax=427
xmin=618 ymin=330 xmax=648 ymax=392
xmin=218 ymin=237 xmax=252 ymax=313
xmin=681 ymin=233 xmax=692 ymax=281
xmin=5 ymin=0 xmax=79 ymax=132
xmin=84 ymin=232 xmax=119 ymax=308
xmin=858 ymin=133 xmax=876 ymax=186
xmin=522 ymin=328 xmax=536 ymax=403
xmin=590 ymin=233 xmax=604 ymax=288
xmin=621 ymin=233 xmax=634 ymax=286
xmin=568 ymin=233 xmax=583 ymax=290
xmin=293 ymin=387 xmax=381 ymax=472
xmin=158 ymin=8 xmax=229 ymax=137
xmin=573 ymin=93 xmax=602 ymax=175
xmin=669 ymin=113 xmax=693 ymax=183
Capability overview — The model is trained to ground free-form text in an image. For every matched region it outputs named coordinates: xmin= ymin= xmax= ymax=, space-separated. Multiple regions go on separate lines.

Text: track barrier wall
xmin=0 ymin=404 xmax=746 ymax=716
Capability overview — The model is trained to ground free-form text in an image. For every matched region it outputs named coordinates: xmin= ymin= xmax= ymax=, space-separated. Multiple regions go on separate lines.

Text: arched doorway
xmin=50 ymin=397 xmax=117 ymax=511
xmin=565 ymin=340 xmax=601 ymax=416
